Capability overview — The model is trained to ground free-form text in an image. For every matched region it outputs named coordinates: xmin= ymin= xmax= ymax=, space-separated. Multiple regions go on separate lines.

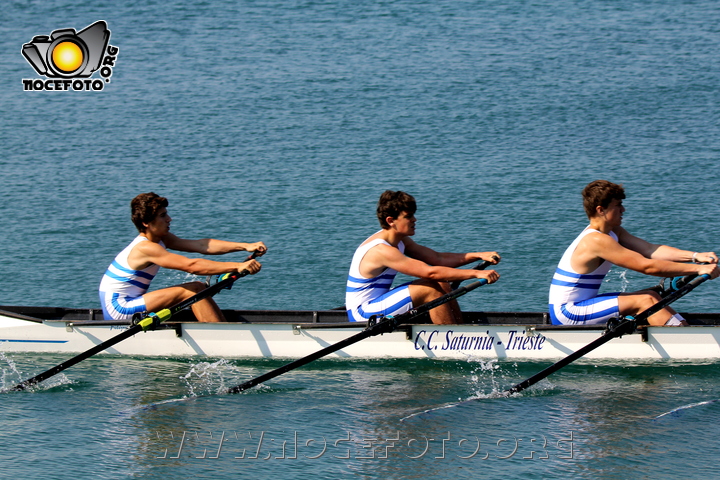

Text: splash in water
xmin=399 ymin=359 xmax=540 ymax=422
xmin=0 ymin=351 xmax=73 ymax=392
xmin=465 ymin=358 xmax=509 ymax=399
xmin=604 ymin=268 xmax=630 ymax=293
xmin=180 ymin=358 xmax=239 ymax=397
xmin=0 ymin=351 xmax=21 ymax=391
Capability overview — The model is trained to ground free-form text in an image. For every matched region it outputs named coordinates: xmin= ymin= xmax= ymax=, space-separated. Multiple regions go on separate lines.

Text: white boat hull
xmin=2 ymin=307 xmax=720 ymax=360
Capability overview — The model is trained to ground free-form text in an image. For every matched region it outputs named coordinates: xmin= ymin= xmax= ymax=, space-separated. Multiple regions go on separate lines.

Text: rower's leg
xmin=409 ymin=280 xmax=462 ymax=324
xmin=618 ymin=291 xmax=685 ymax=326
xmin=190 ymin=296 xmax=226 ymax=323
xmin=143 ymin=282 xmax=227 ymax=322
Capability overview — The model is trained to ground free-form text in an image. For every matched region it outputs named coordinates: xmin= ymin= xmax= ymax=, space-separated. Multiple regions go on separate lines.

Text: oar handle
xmin=450 ymin=255 xmax=499 ymax=290
xmin=668 ymin=274 xmax=699 ymax=293
xmin=215 ymin=250 xmax=263 ymax=283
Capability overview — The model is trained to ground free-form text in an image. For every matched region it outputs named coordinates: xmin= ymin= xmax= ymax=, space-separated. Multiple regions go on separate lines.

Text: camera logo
xmin=22 ymin=21 xmax=119 ymax=91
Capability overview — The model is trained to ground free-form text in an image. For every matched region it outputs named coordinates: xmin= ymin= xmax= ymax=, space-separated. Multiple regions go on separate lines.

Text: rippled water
xmin=3 ymin=354 xmax=720 ymax=479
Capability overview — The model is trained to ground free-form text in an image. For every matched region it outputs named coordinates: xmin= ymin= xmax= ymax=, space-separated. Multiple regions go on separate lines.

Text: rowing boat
xmin=2 ymin=305 xmax=720 ymax=360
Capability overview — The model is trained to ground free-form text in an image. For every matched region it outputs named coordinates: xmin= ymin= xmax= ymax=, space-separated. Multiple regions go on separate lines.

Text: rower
xmin=548 ymin=180 xmax=719 ymax=326
xmin=98 ymin=192 xmax=266 ymax=322
xmin=345 ymin=190 xmax=500 ymax=325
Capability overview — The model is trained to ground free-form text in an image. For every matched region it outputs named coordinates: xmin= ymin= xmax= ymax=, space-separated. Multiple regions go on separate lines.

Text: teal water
xmin=2 ymin=0 xmax=720 ymax=478
xmin=3 ymin=354 xmax=720 ymax=479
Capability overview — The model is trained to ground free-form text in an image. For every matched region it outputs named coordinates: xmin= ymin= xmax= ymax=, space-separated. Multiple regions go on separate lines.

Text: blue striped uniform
xmin=345 ymin=236 xmax=413 ymax=322
xmin=98 ymin=236 xmax=163 ymax=320
xmin=548 ymin=228 xmax=620 ymax=325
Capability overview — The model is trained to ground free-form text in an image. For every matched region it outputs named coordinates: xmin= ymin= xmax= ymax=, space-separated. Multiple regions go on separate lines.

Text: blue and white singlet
xmin=345 ymin=236 xmax=413 ymax=322
xmin=548 ymin=228 xmax=620 ymax=325
xmin=98 ymin=236 xmax=164 ymax=320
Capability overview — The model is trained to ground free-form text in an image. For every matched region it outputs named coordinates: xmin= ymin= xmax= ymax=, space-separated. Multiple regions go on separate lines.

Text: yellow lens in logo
xmin=52 ymin=41 xmax=84 ymax=73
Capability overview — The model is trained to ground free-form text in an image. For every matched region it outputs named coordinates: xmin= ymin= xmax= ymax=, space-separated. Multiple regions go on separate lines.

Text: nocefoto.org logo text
xmin=21 ymin=20 xmax=119 ymax=91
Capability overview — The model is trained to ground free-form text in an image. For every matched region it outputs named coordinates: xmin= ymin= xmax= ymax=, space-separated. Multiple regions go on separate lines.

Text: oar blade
xmin=10 ymin=325 xmax=141 ymax=391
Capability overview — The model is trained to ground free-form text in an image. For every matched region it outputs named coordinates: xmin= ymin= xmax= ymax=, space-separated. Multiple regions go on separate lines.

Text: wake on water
xmin=401 ymin=390 xmax=720 ymax=423
xmin=118 ymin=359 xmax=241 ymax=413
xmin=120 ymin=358 xmax=282 ymax=413
xmin=654 ymin=399 xmax=720 ymax=419
xmin=399 ymin=358 xmax=552 ymax=422
xmin=399 ymin=391 xmax=506 ymax=422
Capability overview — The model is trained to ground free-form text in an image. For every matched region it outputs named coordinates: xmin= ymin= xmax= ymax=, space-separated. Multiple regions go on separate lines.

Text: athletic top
xmin=548 ymin=228 xmax=618 ymax=305
xmin=345 ymin=235 xmax=406 ymax=311
xmin=99 ymin=236 xmax=164 ymax=297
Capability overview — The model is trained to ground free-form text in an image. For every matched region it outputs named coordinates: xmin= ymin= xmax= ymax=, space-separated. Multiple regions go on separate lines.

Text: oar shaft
xmin=411 ymin=278 xmax=488 ymax=319
xmin=228 ymin=328 xmax=375 ymax=394
xmin=227 ymin=278 xmax=490 ymax=394
xmin=135 ymin=267 xmax=249 ymax=332
xmin=141 ymin=251 xmax=261 ymax=328
xmin=505 ymin=273 xmax=710 ymax=396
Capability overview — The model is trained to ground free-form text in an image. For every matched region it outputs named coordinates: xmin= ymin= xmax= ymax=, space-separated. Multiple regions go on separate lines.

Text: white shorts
xmin=549 ymin=293 xmax=620 ymax=325
xmin=99 ymin=291 xmax=147 ymax=320
xmin=347 ymin=283 xmax=414 ymax=322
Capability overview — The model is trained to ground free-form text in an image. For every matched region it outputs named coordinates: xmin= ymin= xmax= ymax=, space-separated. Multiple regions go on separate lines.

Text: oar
xmin=505 ymin=273 xmax=711 ymax=396
xmin=225 ymin=277 xmax=493 ymax=394
xmin=450 ymin=255 xmax=499 ymax=290
xmin=8 ymin=254 xmax=260 ymax=392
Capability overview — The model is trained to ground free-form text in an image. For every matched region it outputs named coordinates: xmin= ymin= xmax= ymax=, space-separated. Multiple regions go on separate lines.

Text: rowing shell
xmin=2 ymin=306 xmax=720 ymax=360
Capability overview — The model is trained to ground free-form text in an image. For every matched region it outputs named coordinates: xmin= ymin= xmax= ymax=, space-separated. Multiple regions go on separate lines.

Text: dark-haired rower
xmin=346 ymin=190 xmax=500 ymax=325
xmin=549 ymin=180 xmax=718 ymax=326
xmin=99 ymin=192 xmax=265 ymax=322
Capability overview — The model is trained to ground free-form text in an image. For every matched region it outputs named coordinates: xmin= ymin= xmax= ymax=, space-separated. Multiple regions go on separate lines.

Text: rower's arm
xmin=403 ymin=238 xmax=499 ymax=267
xmin=616 ymin=227 xmax=712 ymax=263
xmin=165 ymin=234 xmax=266 ymax=256
xmin=368 ymin=243 xmax=499 ymax=283
xmin=592 ymin=231 xmax=714 ymax=277
xmin=130 ymin=240 xmax=259 ymax=275
xmin=615 ymin=227 xmax=663 ymax=258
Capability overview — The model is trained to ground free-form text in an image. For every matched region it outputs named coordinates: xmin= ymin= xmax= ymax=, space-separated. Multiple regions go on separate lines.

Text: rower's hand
xmin=698 ymin=263 xmax=720 ymax=279
xmin=238 ymin=259 xmax=262 ymax=275
xmin=250 ymin=242 xmax=267 ymax=256
xmin=695 ymin=251 xmax=717 ymax=264
xmin=476 ymin=269 xmax=500 ymax=284
xmin=480 ymin=252 xmax=501 ymax=264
